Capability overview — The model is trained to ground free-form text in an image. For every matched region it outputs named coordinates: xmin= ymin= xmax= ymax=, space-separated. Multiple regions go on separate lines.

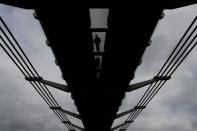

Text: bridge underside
xmin=1 ymin=1 xmax=197 ymax=131
xmin=34 ymin=6 xmax=162 ymax=131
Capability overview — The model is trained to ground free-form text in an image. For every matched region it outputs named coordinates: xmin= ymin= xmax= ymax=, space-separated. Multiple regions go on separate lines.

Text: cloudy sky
xmin=0 ymin=4 xmax=197 ymax=131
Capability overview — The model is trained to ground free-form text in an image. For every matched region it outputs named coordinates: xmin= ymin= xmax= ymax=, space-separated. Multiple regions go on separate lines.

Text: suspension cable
xmin=0 ymin=17 xmax=74 ymax=130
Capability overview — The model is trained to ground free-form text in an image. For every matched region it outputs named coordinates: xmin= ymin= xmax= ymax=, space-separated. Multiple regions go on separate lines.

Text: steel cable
xmin=121 ymin=16 xmax=197 ymax=130
xmin=0 ymin=17 xmax=73 ymax=130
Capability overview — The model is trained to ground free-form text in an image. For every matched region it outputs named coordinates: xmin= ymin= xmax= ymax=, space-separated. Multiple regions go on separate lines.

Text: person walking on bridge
xmin=94 ymin=34 xmax=101 ymax=52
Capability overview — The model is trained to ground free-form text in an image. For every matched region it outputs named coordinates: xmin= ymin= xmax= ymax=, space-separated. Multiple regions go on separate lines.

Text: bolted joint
xmin=49 ymin=106 xmax=62 ymax=110
xmin=25 ymin=76 xmax=43 ymax=81
xmin=154 ymin=76 xmax=171 ymax=81
xmin=134 ymin=106 xmax=146 ymax=110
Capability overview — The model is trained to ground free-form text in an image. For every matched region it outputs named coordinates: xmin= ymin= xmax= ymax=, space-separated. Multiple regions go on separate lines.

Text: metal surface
xmin=111 ymin=123 xmax=127 ymax=131
xmin=115 ymin=106 xmax=146 ymax=119
xmin=25 ymin=77 xmax=70 ymax=92
xmin=70 ymin=123 xmax=85 ymax=131
xmin=127 ymin=76 xmax=170 ymax=92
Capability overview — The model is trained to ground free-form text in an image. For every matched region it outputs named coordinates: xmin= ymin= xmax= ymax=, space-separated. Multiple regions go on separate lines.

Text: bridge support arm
xmin=115 ymin=109 xmax=135 ymax=119
xmin=115 ymin=106 xmax=146 ymax=119
xmin=125 ymin=120 xmax=133 ymax=123
xmin=111 ymin=123 xmax=127 ymax=131
xmin=111 ymin=121 xmax=134 ymax=131
xmin=62 ymin=121 xmax=84 ymax=131
xmin=60 ymin=108 xmax=81 ymax=119
xmin=40 ymin=79 xmax=70 ymax=92
xmin=25 ymin=77 xmax=70 ymax=92
xmin=127 ymin=76 xmax=170 ymax=92
xmin=70 ymin=123 xmax=85 ymax=131
xmin=50 ymin=107 xmax=81 ymax=119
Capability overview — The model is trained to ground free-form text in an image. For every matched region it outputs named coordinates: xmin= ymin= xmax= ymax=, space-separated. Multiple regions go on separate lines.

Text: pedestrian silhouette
xmin=94 ymin=34 xmax=101 ymax=52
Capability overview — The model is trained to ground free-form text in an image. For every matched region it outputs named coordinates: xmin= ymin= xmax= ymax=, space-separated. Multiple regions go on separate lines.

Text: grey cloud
xmin=121 ymin=4 xmax=197 ymax=131
xmin=192 ymin=119 xmax=197 ymax=129
xmin=0 ymin=4 xmax=79 ymax=131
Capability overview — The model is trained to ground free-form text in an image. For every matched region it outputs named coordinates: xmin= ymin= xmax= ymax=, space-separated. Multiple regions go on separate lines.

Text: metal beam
xmin=49 ymin=106 xmax=62 ymax=110
xmin=25 ymin=77 xmax=43 ymax=81
xmin=134 ymin=106 xmax=146 ymax=110
xmin=50 ymin=106 xmax=81 ymax=119
xmin=127 ymin=76 xmax=170 ymax=92
xmin=25 ymin=77 xmax=70 ymax=92
xmin=62 ymin=121 xmax=77 ymax=131
xmin=62 ymin=121 xmax=71 ymax=124
xmin=40 ymin=79 xmax=70 ymax=92
xmin=115 ymin=106 xmax=146 ymax=119
xmin=125 ymin=120 xmax=133 ymax=123
xmin=119 ymin=129 xmax=126 ymax=131
xmin=62 ymin=121 xmax=83 ymax=131
xmin=127 ymin=78 xmax=156 ymax=92
xmin=155 ymin=76 xmax=171 ymax=81
xmin=70 ymin=123 xmax=85 ymax=131
xmin=115 ymin=108 xmax=135 ymax=119
xmin=111 ymin=123 xmax=127 ymax=131
xmin=61 ymin=108 xmax=81 ymax=119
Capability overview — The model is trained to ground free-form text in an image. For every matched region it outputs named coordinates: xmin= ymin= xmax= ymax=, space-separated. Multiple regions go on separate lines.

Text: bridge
xmin=0 ymin=1 xmax=197 ymax=131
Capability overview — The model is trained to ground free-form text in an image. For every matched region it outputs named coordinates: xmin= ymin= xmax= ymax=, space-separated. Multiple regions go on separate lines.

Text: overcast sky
xmin=0 ymin=4 xmax=197 ymax=131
